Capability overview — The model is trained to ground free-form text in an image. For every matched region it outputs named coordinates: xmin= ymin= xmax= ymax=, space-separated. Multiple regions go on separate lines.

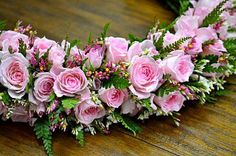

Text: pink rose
xmin=162 ymin=50 xmax=194 ymax=82
xmin=53 ymin=67 xmax=88 ymax=97
xmin=33 ymin=72 xmax=54 ymax=102
xmin=154 ymin=91 xmax=185 ymax=113
xmin=175 ymin=15 xmax=199 ymax=37
xmin=105 ymin=37 xmax=129 ymax=63
xmin=99 ymin=87 xmax=128 ymax=108
xmin=0 ymin=30 xmax=29 ymax=53
xmin=32 ymin=37 xmax=57 ymax=57
xmin=120 ymin=99 xmax=141 ymax=116
xmin=203 ymin=40 xmax=226 ymax=56
xmin=128 ymin=56 xmax=163 ymax=99
xmin=85 ymin=44 xmax=105 ymax=68
xmin=11 ymin=106 xmax=30 ymax=122
xmin=74 ymin=100 xmax=105 ymax=125
xmin=48 ymin=46 xmax=66 ymax=65
xmin=0 ymin=53 xmax=29 ymax=98
xmin=128 ymin=40 xmax=158 ymax=61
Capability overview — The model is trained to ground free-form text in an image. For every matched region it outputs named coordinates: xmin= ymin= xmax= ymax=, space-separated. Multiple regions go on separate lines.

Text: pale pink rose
xmin=85 ymin=44 xmax=105 ymax=68
xmin=11 ymin=106 xmax=30 ymax=122
xmin=33 ymin=37 xmax=57 ymax=57
xmin=53 ymin=67 xmax=88 ymax=97
xmin=74 ymin=100 xmax=105 ymax=125
xmin=195 ymin=27 xmax=218 ymax=43
xmin=0 ymin=53 xmax=29 ymax=99
xmin=154 ymin=91 xmax=185 ymax=113
xmin=128 ymin=40 xmax=158 ymax=61
xmin=0 ymin=102 xmax=7 ymax=115
xmin=105 ymin=37 xmax=129 ymax=63
xmin=0 ymin=30 xmax=29 ymax=53
xmin=120 ymin=98 xmax=141 ymax=116
xmin=203 ymin=40 xmax=226 ymax=56
xmin=128 ymin=56 xmax=163 ymax=99
xmin=33 ymin=72 xmax=54 ymax=102
xmin=175 ymin=15 xmax=199 ymax=37
xmin=48 ymin=46 xmax=65 ymax=65
xmin=184 ymin=38 xmax=203 ymax=55
xmin=163 ymin=32 xmax=181 ymax=47
xmin=162 ymin=50 xmax=194 ymax=82
xmin=99 ymin=87 xmax=128 ymax=108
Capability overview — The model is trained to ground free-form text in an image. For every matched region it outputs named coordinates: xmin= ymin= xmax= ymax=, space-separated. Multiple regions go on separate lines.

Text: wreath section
xmin=0 ymin=0 xmax=236 ymax=155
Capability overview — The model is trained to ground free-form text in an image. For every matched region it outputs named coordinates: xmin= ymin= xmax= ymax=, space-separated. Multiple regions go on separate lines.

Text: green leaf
xmin=0 ymin=20 xmax=6 ymax=31
xmin=26 ymin=73 xmax=34 ymax=93
xmin=100 ymin=23 xmax=110 ymax=40
xmin=34 ymin=118 xmax=53 ymax=156
xmin=155 ymin=17 xmax=179 ymax=51
xmin=179 ymin=0 xmax=191 ymax=15
xmin=156 ymin=84 xmax=178 ymax=97
xmin=112 ymin=112 xmax=142 ymax=135
xmin=76 ymin=130 xmax=84 ymax=146
xmin=128 ymin=34 xmax=143 ymax=43
xmin=224 ymin=38 xmax=236 ymax=56
xmin=49 ymin=92 xmax=56 ymax=102
xmin=87 ymin=32 xmax=92 ymax=44
xmin=61 ymin=98 xmax=80 ymax=109
xmin=0 ymin=92 xmax=11 ymax=104
xmin=103 ymin=74 xmax=129 ymax=89
xmin=139 ymin=98 xmax=152 ymax=111
xmin=154 ymin=37 xmax=191 ymax=59
xmin=18 ymin=39 xmax=27 ymax=56
xmin=201 ymin=0 xmax=228 ymax=27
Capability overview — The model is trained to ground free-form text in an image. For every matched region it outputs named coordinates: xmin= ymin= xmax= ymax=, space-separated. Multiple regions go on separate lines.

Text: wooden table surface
xmin=0 ymin=0 xmax=236 ymax=156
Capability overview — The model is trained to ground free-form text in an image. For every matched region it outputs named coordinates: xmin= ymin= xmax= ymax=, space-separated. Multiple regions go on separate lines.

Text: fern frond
xmin=224 ymin=38 xmax=236 ymax=56
xmin=155 ymin=17 xmax=179 ymax=50
xmin=201 ymin=0 xmax=228 ymax=27
xmin=112 ymin=112 xmax=141 ymax=135
xmin=34 ymin=118 xmax=53 ymax=156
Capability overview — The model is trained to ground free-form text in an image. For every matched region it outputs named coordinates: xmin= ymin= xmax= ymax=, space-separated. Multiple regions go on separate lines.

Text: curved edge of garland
xmin=0 ymin=0 xmax=236 ymax=155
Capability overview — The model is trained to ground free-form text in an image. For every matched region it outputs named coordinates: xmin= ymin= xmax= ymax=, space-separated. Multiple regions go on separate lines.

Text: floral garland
xmin=0 ymin=0 xmax=236 ymax=155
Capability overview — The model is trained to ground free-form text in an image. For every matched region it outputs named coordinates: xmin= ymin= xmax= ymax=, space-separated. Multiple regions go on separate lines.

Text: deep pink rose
xmin=154 ymin=91 xmax=185 ymax=113
xmin=53 ymin=67 xmax=88 ymax=97
xmin=128 ymin=40 xmax=158 ymax=61
xmin=74 ymin=100 xmax=105 ymax=125
xmin=99 ymin=88 xmax=128 ymax=108
xmin=33 ymin=72 xmax=54 ymax=102
xmin=203 ymin=40 xmax=226 ymax=56
xmin=162 ymin=50 xmax=194 ymax=82
xmin=33 ymin=37 xmax=57 ymax=56
xmin=105 ymin=37 xmax=129 ymax=63
xmin=0 ymin=53 xmax=29 ymax=98
xmin=128 ymin=56 xmax=163 ymax=99
xmin=0 ymin=30 xmax=29 ymax=53
xmin=48 ymin=46 xmax=66 ymax=65
xmin=11 ymin=106 xmax=30 ymax=122
xmin=85 ymin=44 xmax=105 ymax=68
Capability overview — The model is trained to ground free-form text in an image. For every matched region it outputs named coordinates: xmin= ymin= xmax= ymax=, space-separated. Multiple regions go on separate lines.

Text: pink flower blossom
xmin=0 ymin=53 xmax=29 ymax=99
xmin=85 ymin=44 xmax=105 ymax=68
xmin=32 ymin=37 xmax=57 ymax=56
xmin=120 ymin=98 xmax=141 ymax=116
xmin=53 ymin=67 xmax=88 ymax=97
xmin=128 ymin=55 xmax=163 ymax=99
xmin=162 ymin=50 xmax=194 ymax=82
xmin=48 ymin=46 xmax=65 ymax=65
xmin=74 ymin=99 xmax=105 ymax=125
xmin=105 ymin=37 xmax=129 ymax=63
xmin=154 ymin=91 xmax=185 ymax=113
xmin=99 ymin=87 xmax=128 ymax=108
xmin=203 ymin=40 xmax=226 ymax=56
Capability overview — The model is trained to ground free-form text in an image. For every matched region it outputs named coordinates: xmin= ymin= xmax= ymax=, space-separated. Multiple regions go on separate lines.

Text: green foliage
xmin=203 ymin=64 xmax=228 ymax=73
xmin=26 ymin=73 xmax=34 ymax=93
xmin=201 ymin=0 xmax=228 ymax=27
xmin=34 ymin=118 xmax=53 ymax=156
xmin=103 ymin=74 xmax=129 ymax=89
xmin=48 ymin=92 xmax=56 ymax=102
xmin=87 ymin=32 xmax=92 ymax=44
xmin=72 ymin=128 xmax=84 ymax=146
xmin=228 ymin=27 xmax=236 ymax=33
xmin=100 ymin=23 xmax=110 ymax=40
xmin=156 ymin=83 xmax=178 ymax=97
xmin=138 ymin=98 xmax=152 ymax=111
xmin=61 ymin=98 xmax=80 ymax=109
xmin=179 ymin=0 xmax=191 ymax=14
xmin=155 ymin=17 xmax=179 ymax=51
xmin=112 ymin=112 xmax=142 ymax=135
xmin=165 ymin=0 xmax=191 ymax=15
xmin=155 ymin=37 xmax=191 ymax=59
xmin=0 ymin=20 xmax=6 ymax=31
xmin=224 ymin=38 xmax=236 ymax=56
xmin=0 ymin=92 xmax=11 ymax=104
xmin=128 ymin=34 xmax=143 ymax=43
xmin=18 ymin=39 xmax=27 ymax=56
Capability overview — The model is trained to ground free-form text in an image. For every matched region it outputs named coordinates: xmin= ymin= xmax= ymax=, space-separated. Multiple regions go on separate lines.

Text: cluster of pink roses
xmin=0 ymin=0 xmax=235 ymax=128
